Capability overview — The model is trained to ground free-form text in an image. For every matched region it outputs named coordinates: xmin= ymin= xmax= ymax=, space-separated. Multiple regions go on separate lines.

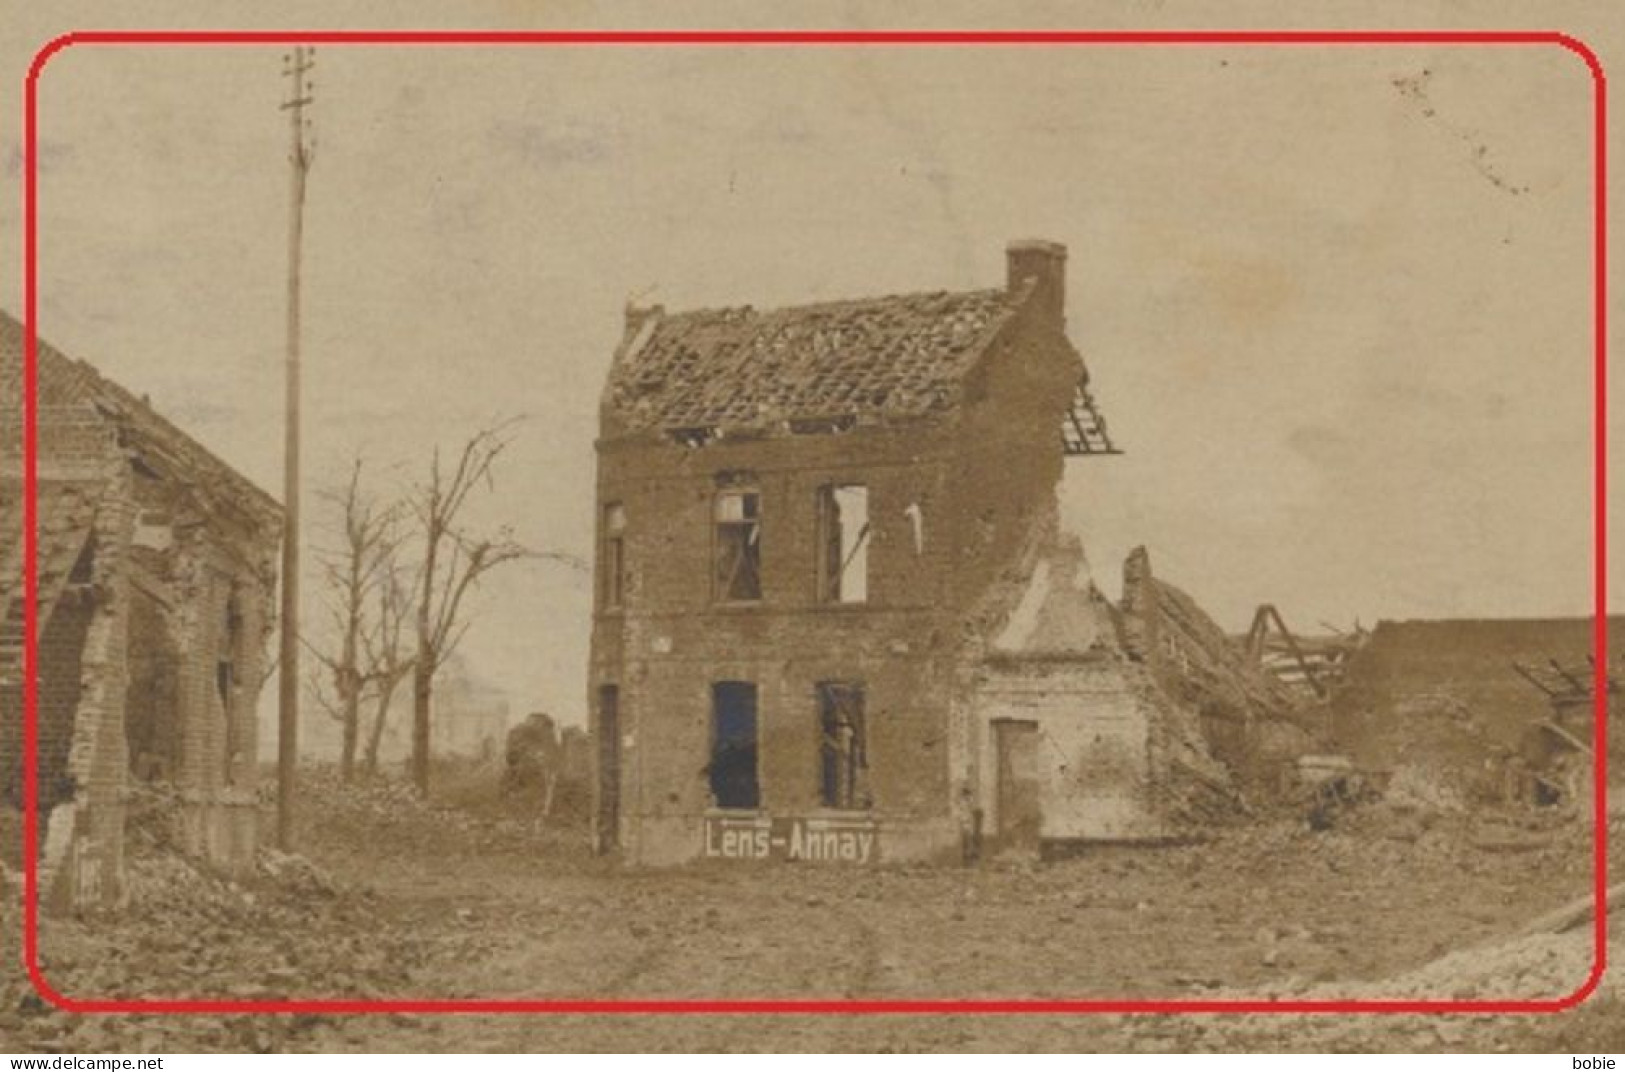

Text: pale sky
xmin=2 ymin=1 xmax=1618 ymax=732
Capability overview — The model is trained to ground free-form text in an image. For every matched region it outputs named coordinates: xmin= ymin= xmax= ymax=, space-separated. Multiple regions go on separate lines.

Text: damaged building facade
xmin=588 ymin=240 xmax=1272 ymax=866
xmin=0 ymin=313 xmax=281 ymax=908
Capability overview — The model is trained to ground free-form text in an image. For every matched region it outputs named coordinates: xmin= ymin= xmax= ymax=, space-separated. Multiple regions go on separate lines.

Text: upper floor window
xmin=601 ymin=502 xmax=627 ymax=609
xmin=714 ymin=490 xmax=762 ymax=602
xmin=817 ymin=484 xmax=869 ymax=604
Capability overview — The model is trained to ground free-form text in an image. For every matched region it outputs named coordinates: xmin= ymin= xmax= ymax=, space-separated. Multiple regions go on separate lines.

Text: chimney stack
xmin=1006 ymin=239 xmax=1067 ymax=328
xmin=624 ymin=301 xmax=664 ymax=336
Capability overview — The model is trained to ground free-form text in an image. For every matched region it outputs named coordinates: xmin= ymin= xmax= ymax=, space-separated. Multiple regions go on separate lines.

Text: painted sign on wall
xmin=703 ymin=814 xmax=879 ymax=864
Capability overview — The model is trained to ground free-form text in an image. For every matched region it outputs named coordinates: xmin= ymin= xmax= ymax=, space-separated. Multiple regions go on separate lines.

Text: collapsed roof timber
xmin=588 ymin=240 xmax=1315 ymax=866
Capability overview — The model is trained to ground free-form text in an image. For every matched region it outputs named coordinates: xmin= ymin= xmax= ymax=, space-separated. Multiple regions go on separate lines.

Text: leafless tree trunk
xmin=407 ymin=423 xmax=530 ymax=795
xmin=361 ymin=678 xmax=400 ymax=777
xmin=361 ymin=568 xmax=414 ymax=778
xmin=309 ymin=458 xmax=406 ymax=783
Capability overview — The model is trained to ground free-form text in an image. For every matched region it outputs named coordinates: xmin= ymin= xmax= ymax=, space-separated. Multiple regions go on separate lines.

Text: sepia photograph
xmin=0 ymin=1 xmax=1620 ymax=1058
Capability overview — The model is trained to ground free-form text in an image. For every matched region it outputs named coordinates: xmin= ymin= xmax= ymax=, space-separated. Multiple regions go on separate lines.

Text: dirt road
xmin=4 ymin=770 xmax=1619 ymax=1052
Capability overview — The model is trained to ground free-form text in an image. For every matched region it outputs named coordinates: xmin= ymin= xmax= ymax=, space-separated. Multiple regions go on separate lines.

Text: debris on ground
xmin=0 ymin=761 xmax=1615 ymax=1053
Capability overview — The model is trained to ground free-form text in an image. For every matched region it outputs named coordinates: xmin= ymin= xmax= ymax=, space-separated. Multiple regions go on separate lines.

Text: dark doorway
xmin=125 ymin=590 xmax=179 ymax=782
xmin=710 ymin=681 xmax=760 ymax=809
xmin=596 ymin=685 xmax=620 ymax=853
xmin=993 ymin=718 xmax=1042 ymax=846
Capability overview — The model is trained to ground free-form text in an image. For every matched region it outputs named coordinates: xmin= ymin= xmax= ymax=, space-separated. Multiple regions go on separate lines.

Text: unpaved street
xmin=4 ymin=769 xmax=1619 ymax=1052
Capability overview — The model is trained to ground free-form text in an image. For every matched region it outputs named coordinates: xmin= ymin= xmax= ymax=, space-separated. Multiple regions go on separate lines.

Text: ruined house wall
xmin=590 ymin=311 xmax=1088 ymax=865
xmin=1333 ymin=617 xmax=1624 ymax=756
xmin=943 ymin=310 xmax=1079 ymax=626
xmin=127 ymin=467 xmax=272 ymax=877
xmin=1330 ymin=618 xmax=1622 ymax=803
xmin=591 ymin=424 xmax=965 ymax=864
xmin=589 ymin=243 xmax=1103 ymax=865
xmin=45 ymin=467 xmax=136 ymax=910
xmin=3 ymin=414 xmax=275 ymax=904
xmin=939 ymin=307 xmax=1085 ymax=836
xmin=0 ymin=409 xmax=133 ymax=908
xmin=3 ymin=326 xmax=282 ymax=908
xmin=971 ymin=656 xmax=1162 ymax=841
xmin=960 ymin=538 xmax=1235 ymax=845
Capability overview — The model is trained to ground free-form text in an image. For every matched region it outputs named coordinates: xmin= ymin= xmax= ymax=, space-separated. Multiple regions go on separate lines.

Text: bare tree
xmin=359 ymin=565 xmax=414 ymax=777
xmin=308 ymin=458 xmax=407 ymax=782
xmin=407 ymin=423 xmax=529 ymax=794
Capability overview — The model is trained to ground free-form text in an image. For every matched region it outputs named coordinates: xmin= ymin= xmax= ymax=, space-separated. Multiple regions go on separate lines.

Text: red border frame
xmin=19 ymin=28 xmax=1608 ymax=1017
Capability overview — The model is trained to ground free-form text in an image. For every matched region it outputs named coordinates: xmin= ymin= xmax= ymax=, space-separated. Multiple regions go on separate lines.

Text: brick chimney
xmin=1006 ymin=239 xmax=1067 ymax=328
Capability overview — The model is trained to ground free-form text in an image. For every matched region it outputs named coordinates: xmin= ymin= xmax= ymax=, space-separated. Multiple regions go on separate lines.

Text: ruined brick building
xmin=0 ymin=312 xmax=281 ymax=908
xmin=588 ymin=241 xmax=1252 ymax=866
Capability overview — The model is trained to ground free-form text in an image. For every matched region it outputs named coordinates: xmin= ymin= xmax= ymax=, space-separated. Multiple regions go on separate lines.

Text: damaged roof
xmin=0 ymin=311 xmax=281 ymax=530
xmin=605 ymin=287 xmax=1025 ymax=435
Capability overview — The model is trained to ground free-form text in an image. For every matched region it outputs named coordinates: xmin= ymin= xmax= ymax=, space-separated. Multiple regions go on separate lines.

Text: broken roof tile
xmin=0 ymin=311 xmax=281 ymax=528
xmin=606 ymin=288 xmax=1018 ymax=435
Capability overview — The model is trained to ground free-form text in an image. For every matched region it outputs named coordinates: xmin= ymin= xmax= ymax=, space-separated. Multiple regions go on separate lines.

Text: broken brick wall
xmin=962 ymin=535 xmax=1234 ymax=845
xmin=1330 ymin=617 xmax=1623 ymax=805
xmin=589 ymin=310 xmax=1083 ymax=865
xmin=0 ymin=408 xmax=133 ymax=908
xmin=944 ymin=307 xmax=1079 ymax=625
xmin=44 ymin=465 xmax=137 ymax=910
xmin=3 ymin=411 xmax=276 ymax=907
xmin=591 ymin=423 xmax=966 ymax=864
xmin=3 ymin=324 xmax=282 ymax=908
xmin=1333 ymin=617 xmax=1624 ymax=756
xmin=126 ymin=468 xmax=274 ymax=876
xmin=941 ymin=302 xmax=1086 ymax=838
xmin=970 ymin=655 xmax=1162 ymax=842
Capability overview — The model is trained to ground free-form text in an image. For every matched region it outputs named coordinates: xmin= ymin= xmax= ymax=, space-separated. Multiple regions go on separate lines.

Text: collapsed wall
xmin=1120 ymin=546 xmax=1319 ymax=789
xmin=958 ymin=519 xmax=1270 ymax=847
xmin=1330 ymin=618 xmax=1623 ymax=808
xmin=0 ymin=416 xmax=139 ymax=909
xmin=1 ymin=314 xmax=281 ymax=910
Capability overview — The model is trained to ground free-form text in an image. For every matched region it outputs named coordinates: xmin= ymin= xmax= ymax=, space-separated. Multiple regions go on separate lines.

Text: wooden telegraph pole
xmin=278 ymin=46 xmax=315 ymax=850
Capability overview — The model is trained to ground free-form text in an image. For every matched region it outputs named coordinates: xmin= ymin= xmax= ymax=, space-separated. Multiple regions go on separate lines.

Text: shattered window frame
xmin=713 ymin=489 xmax=763 ymax=603
xmin=601 ymin=501 xmax=627 ymax=610
xmin=816 ymin=680 xmax=869 ymax=810
xmin=816 ymin=484 xmax=870 ymax=604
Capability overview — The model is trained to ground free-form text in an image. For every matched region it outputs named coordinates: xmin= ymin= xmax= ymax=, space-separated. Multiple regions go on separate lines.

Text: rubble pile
xmin=0 ymin=847 xmax=413 ymax=1052
xmin=1118 ymin=909 xmax=1621 ymax=1054
xmin=1378 ymin=763 xmax=1469 ymax=815
xmin=53 ymin=843 xmax=411 ymax=999
xmin=291 ymin=763 xmax=591 ymax=866
xmin=501 ymin=713 xmax=591 ymax=826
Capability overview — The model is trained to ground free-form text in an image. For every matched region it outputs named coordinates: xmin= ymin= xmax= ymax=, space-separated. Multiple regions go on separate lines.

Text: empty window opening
xmin=601 ymin=502 xmax=627 ymax=609
xmin=596 ymin=684 xmax=621 ymax=853
xmin=710 ymin=681 xmax=760 ymax=809
xmin=817 ymin=681 xmax=868 ymax=809
xmin=714 ymin=490 xmax=762 ymax=602
xmin=817 ymin=485 xmax=869 ymax=603
xmin=670 ymin=426 xmax=720 ymax=449
xmin=788 ymin=415 xmax=857 ymax=436
xmin=218 ymin=594 xmax=243 ymax=785
xmin=126 ymin=591 xmax=179 ymax=783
